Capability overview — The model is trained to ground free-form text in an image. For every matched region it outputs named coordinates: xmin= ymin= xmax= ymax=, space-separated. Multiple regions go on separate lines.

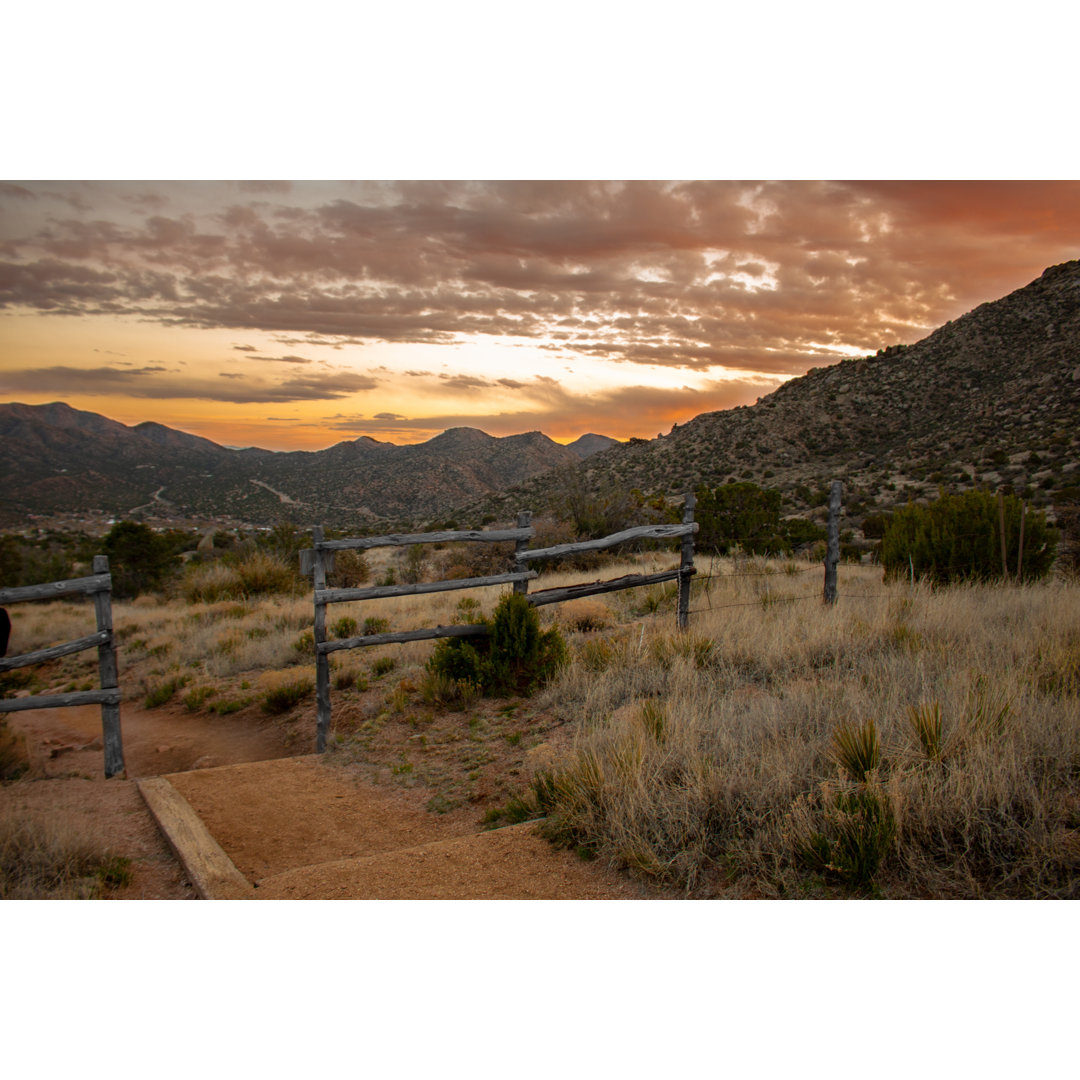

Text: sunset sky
xmin=2 ymin=179 xmax=1079 ymax=451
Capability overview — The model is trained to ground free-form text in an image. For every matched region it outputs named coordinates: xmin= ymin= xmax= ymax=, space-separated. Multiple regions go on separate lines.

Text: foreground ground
xmin=1 ymin=697 xmax=647 ymax=899
xmin=4 ymin=553 xmax=1079 ymax=899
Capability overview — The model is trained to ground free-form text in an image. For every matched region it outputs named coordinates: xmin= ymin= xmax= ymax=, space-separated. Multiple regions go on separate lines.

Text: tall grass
xmin=529 ymin=564 xmax=1080 ymax=897
xmin=0 ymin=809 xmax=131 ymax=899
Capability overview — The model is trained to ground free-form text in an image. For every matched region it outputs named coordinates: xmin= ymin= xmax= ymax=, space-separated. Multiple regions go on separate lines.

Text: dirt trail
xmin=2 ymin=703 xmax=642 ymax=900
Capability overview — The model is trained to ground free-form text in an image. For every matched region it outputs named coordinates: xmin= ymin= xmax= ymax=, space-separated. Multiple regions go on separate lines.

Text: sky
xmin=3 ymin=179 xmax=1079 ymax=451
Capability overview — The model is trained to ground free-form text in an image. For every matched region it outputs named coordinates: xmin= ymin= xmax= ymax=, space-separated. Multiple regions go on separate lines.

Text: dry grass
xmin=527 ymin=559 xmax=1080 ymax=898
xmin=9 ymin=545 xmax=1077 ymax=899
xmin=0 ymin=807 xmax=131 ymax=899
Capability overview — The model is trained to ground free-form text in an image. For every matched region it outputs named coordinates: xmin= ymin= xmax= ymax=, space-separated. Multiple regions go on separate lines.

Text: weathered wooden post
xmin=677 ymin=491 xmax=696 ymax=630
xmin=92 ymin=555 xmax=124 ymax=778
xmin=1016 ymin=500 xmax=1026 ymax=582
xmin=312 ymin=526 xmax=332 ymax=753
xmin=824 ymin=480 xmax=842 ymax=605
xmin=513 ymin=511 xmax=532 ymax=595
xmin=998 ymin=490 xmax=1010 ymax=580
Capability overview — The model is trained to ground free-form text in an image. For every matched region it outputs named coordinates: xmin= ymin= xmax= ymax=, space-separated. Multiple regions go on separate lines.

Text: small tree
xmin=428 ymin=593 xmax=567 ymax=697
xmin=880 ymin=490 xmax=1057 ymax=584
xmin=695 ymin=482 xmax=787 ymax=555
xmin=103 ymin=521 xmax=178 ymax=598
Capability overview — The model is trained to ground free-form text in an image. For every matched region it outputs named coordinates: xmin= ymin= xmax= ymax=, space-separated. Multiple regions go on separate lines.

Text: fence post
xmin=824 ymin=480 xmax=842 ymax=605
xmin=312 ymin=526 xmax=332 ymax=753
xmin=513 ymin=511 xmax=532 ymax=595
xmin=677 ymin=491 xmax=695 ymax=630
xmin=1016 ymin=500 xmax=1026 ymax=581
xmin=91 ymin=555 xmax=125 ymax=778
xmin=998 ymin=490 xmax=1010 ymax=581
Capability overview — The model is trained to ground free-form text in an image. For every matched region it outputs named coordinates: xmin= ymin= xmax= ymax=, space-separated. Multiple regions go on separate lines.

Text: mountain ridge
xmin=466 ymin=259 xmax=1080 ymax=529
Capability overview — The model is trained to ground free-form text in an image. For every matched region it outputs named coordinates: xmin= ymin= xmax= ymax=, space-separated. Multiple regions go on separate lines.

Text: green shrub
xmin=696 ymin=482 xmax=787 ymax=555
xmin=880 ymin=490 xmax=1058 ymax=584
xmin=831 ymin=719 xmax=881 ymax=783
xmin=261 ymin=677 xmax=314 ymax=714
xmin=796 ymin=786 xmax=897 ymax=892
xmin=144 ymin=674 xmax=189 ymax=708
xmin=332 ymin=616 xmax=359 ymax=640
xmin=103 ymin=520 xmax=179 ymax=598
xmin=363 ymin=616 xmax=390 ymax=636
xmin=182 ymin=685 xmax=217 ymax=712
xmin=426 ymin=593 xmax=567 ymax=698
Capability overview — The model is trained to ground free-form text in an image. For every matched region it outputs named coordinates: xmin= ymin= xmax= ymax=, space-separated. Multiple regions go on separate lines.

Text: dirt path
xmin=2 ymin=703 xmax=644 ymax=900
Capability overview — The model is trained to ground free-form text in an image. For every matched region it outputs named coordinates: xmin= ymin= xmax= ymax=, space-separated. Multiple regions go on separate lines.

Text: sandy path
xmin=4 ymin=704 xmax=644 ymax=900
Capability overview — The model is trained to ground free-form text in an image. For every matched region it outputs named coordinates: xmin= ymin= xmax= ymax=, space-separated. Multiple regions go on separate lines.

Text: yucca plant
xmin=831 ymin=718 xmax=881 ymax=783
xmin=908 ymin=702 xmax=944 ymax=762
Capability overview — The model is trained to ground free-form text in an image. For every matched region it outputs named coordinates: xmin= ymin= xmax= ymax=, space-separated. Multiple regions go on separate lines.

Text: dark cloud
xmin=3 ymin=181 xmax=1080 ymax=380
xmin=0 ymin=364 xmax=379 ymax=404
xmin=232 ymin=344 xmax=257 ymax=352
xmin=437 ymin=373 xmax=494 ymax=390
xmin=373 ymin=412 xmax=407 ymax=420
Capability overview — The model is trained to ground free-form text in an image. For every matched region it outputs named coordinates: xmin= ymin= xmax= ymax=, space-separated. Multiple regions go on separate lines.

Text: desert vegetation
xmin=3 ymin=502 xmax=1078 ymax=900
xmin=0 ymin=807 xmax=131 ymax=899
xmin=513 ymin=567 xmax=1080 ymax=898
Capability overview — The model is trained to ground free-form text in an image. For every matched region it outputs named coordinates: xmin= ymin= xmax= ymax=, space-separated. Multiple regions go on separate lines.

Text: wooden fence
xmin=0 ymin=555 xmax=125 ymax=778
xmin=301 ymin=495 xmax=698 ymax=751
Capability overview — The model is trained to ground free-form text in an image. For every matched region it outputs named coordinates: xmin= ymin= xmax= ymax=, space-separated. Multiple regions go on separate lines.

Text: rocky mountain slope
xmin=0 ymin=405 xmax=580 ymax=529
xmin=471 ymin=260 xmax=1080 ymax=528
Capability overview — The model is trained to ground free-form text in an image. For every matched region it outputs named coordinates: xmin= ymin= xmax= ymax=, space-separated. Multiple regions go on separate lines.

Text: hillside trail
xmin=1 ymin=702 xmax=645 ymax=900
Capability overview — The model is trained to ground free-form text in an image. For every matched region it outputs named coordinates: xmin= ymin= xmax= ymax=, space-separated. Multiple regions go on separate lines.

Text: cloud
xmin=0 ymin=364 xmax=379 ymax=404
xmin=2 ymin=180 xmax=1079 ymax=384
xmin=321 ymin=375 xmax=777 ymax=443
xmin=251 ymin=353 xmax=313 ymax=365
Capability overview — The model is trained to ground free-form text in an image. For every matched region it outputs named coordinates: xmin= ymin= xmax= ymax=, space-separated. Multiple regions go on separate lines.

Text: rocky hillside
xmin=470 ymin=260 xmax=1080 ymax=529
xmin=0 ymin=405 xmax=580 ymax=529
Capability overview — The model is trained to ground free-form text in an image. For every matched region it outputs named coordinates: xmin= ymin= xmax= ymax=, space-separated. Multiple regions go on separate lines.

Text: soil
xmin=1 ymin=697 xmax=647 ymax=900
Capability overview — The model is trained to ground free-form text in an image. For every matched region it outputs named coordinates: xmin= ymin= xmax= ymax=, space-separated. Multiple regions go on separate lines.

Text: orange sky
xmin=2 ymin=180 xmax=1079 ymax=450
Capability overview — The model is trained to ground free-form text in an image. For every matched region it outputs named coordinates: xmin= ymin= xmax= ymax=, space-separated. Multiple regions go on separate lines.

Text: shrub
xmin=332 ymin=616 xmax=359 ymax=640
xmin=880 ymin=490 xmax=1058 ymax=584
xmin=795 ymin=785 xmax=897 ymax=892
xmin=427 ymin=593 xmax=568 ymax=698
xmin=234 ymin=550 xmax=302 ymax=597
xmin=327 ymin=549 xmax=370 ymax=588
xmin=103 ymin=520 xmax=179 ymax=598
xmin=831 ymin=719 xmax=882 ymax=783
xmin=695 ymin=482 xmax=789 ymax=556
xmin=261 ymin=676 xmax=314 ymax=714
xmin=144 ymin=674 xmax=189 ymax=708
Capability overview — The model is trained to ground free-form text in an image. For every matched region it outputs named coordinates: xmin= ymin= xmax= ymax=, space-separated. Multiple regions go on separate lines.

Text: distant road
xmin=128 ymin=487 xmax=170 ymax=515
xmin=250 ymin=479 xmax=300 ymax=505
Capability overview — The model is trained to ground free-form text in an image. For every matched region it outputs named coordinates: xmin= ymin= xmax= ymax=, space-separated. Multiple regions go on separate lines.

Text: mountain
xmin=565 ymin=433 xmax=621 ymax=459
xmin=6 ymin=260 xmax=1079 ymax=534
xmin=468 ymin=260 xmax=1080 ymax=528
xmin=0 ymin=405 xmax=579 ymax=529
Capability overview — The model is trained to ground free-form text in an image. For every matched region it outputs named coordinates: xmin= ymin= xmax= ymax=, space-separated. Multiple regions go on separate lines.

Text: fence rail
xmin=301 ymin=494 xmax=698 ymax=752
xmin=0 ymin=555 xmax=124 ymax=777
